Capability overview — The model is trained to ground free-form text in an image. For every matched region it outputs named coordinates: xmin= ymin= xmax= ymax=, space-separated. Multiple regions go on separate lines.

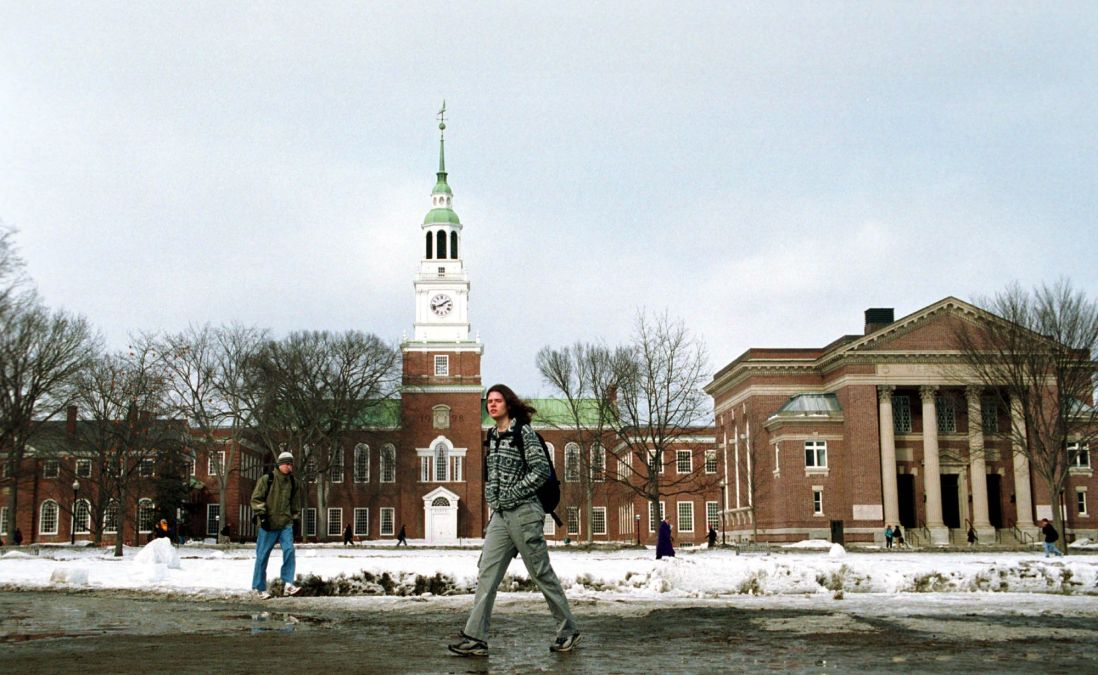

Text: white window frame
xmin=1070 ymin=442 xmax=1090 ymax=468
xmin=75 ymin=459 xmax=92 ymax=478
xmin=73 ymin=498 xmax=91 ymax=534
xmin=812 ymin=487 xmax=824 ymax=516
xmin=1078 ymin=487 xmax=1089 ymax=517
xmin=327 ymin=508 xmax=342 ymax=537
xmin=648 ymin=500 xmax=666 ymax=533
xmin=566 ymin=506 xmax=580 ymax=536
xmin=103 ymin=500 xmax=119 ymax=534
xmin=381 ymin=445 xmax=396 ymax=483
xmin=380 ymin=507 xmax=395 ymax=536
xmin=138 ymin=499 xmax=156 ymax=533
xmin=434 ymin=442 xmax=449 ymax=482
xmin=564 ymin=443 xmax=581 ymax=482
xmin=330 ymin=447 xmax=344 ymax=483
xmin=704 ymin=450 xmax=717 ymax=474
xmin=39 ymin=500 xmax=59 ymax=535
xmin=354 ymin=444 xmax=370 ymax=483
xmin=543 ymin=513 xmax=556 ymax=536
xmin=590 ymin=444 xmax=605 ymax=482
xmin=648 ymin=448 xmax=665 ymax=474
xmin=208 ymin=450 xmax=226 ymax=477
xmin=706 ymin=501 xmax=720 ymax=529
xmin=139 ymin=457 xmax=154 ymax=477
xmin=205 ymin=503 xmax=219 ymax=536
xmin=592 ymin=506 xmax=607 ymax=536
xmin=43 ymin=459 xmax=60 ymax=479
xmin=354 ymin=508 xmax=369 ymax=536
xmin=677 ymin=501 xmax=694 ymax=533
xmin=304 ymin=508 xmax=317 ymax=537
xmin=676 ymin=449 xmax=692 ymax=474
xmin=617 ymin=453 xmax=632 ymax=480
xmin=434 ymin=355 xmax=449 ymax=376
xmin=805 ymin=440 xmax=828 ymax=470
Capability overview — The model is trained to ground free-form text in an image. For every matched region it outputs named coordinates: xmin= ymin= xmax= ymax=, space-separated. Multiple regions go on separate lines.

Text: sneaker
xmin=285 ymin=584 xmax=302 ymax=596
xmin=253 ymin=590 xmax=273 ymax=600
xmin=448 ymin=635 xmax=488 ymax=657
xmin=550 ymin=632 xmax=582 ymax=653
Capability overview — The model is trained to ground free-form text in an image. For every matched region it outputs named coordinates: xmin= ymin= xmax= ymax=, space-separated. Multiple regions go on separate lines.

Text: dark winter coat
xmin=1042 ymin=523 xmax=1059 ymax=543
xmin=656 ymin=521 xmax=675 ymax=559
xmin=250 ymin=470 xmax=301 ymax=531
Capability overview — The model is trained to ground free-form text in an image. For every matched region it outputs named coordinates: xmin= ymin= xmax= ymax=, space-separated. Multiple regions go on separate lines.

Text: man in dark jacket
xmin=250 ymin=451 xmax=302 ymax=598
xmin=1040 ymin=518 xmax=1063 ymax=557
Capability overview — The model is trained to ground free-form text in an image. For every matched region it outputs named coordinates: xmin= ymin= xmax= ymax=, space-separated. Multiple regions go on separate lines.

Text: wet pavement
xmin=4 ymin=591 xmax=1098 ymax=673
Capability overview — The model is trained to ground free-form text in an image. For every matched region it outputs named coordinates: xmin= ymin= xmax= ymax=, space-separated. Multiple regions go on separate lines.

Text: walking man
xmin=1040 ymin=518 xmax=1064 ymax=557
xmin=448 ymin=384 xmax=580 ymax=657
xmin=396 ymin=524 xmax=408 ymax=546
xmin=251 ymin=451 xmax=302 ymax=598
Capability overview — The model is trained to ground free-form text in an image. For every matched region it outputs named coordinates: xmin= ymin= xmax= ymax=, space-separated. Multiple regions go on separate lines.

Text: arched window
xmin=137 ymin=498 xmax=156 ymax=533
xmin=432 ymin=496 xmax=450 ymax=507
xmin=381 ymin=444 xmax=396 ymax=483
xmin=544 ymin=442 xmax=556 ymax=469
xmin=39 ymin=499 xmax=59 ymax=535
xmin=450 ymin=231 xmax=458 ymax=259
xmin=354 ymin=444 xmax=370 ymax=483
xmin=564 ymin=443 xmax=581 ymax=483
xmin=434 ymin=442 xmax=448 ymax=482
xmin=590 ymin=443 xmax=606 ymax=482
xmin=103 ymin=500 xmax=120 ymax=533
xmin=436 ymin=230 xmax=447 ymax=259
xmin=73 ymin=499 xmax=91 ymax=534
xmin=425 ymin=231 xmax=433 ymax=259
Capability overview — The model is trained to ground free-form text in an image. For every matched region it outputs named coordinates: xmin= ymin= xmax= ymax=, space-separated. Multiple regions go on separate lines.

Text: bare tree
xmin=611 ymin=311 xmax=717 ymax=539
xmin=248 ymin=330 xmax=400 ymax=539
xmin=954 ymin=280 xmax=1098 ymax=553
xmin=156 ymin=325 xmax=265 ymax=543
xmin=537 ymin=342 xmax=623 ymax=542
xmin=67 ymin=345 xmax=181 ymax=556
xmin=0 ymin=301 xmax=98 ymax=540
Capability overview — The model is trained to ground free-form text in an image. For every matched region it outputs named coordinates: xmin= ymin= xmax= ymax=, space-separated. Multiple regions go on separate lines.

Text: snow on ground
xmin=2 ymin=539 xmax=1097 ymax=600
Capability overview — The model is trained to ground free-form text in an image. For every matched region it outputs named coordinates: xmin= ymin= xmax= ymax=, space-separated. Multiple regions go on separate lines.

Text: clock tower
xmin=401 ymin=103 xmax=485 ymax=542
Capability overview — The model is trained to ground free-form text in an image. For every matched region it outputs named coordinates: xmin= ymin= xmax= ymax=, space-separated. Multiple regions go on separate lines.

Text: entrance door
xmin=429 ymin=496 xmax=456 ymax=541
xmin=941 ymin=474 xmax=961 ymax=528
xmin=897 ymin=474 xmax=916 ymax=527
xmin=986 ymin=474 xmax=1003 ymax=528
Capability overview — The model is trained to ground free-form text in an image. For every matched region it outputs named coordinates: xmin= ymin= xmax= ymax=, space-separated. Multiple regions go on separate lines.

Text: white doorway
xmin=423 ymin=487 xmax=460 ymax=543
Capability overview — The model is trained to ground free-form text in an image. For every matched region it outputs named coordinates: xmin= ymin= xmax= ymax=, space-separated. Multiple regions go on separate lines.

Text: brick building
xmin=705 ymin=299 xmax=1096 ymax=546
xmin=2 ymin=115 xmax=722 ymax=548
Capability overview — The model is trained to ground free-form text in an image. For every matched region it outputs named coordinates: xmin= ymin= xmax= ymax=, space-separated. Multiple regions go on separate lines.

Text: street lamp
xmin=634 ymin=513 xmax=641 ymax=547
xmin=71 ymin=479 xmax=80 ymax=546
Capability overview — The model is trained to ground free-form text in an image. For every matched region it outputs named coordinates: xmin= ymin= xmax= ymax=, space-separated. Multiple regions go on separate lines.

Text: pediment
xmin=422 ymin=486 xmax=461 ymax=504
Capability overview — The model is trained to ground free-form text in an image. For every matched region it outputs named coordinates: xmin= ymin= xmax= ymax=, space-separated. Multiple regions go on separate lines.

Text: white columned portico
xmin=878 ymin=386 xmax=901 ymax=527
xmin=1010 ymin=401 xmax=1036 ymax=534
xmin=921 ymin=386 xmax=948 ymax=544
xmin=966 ymin=388 xmax=994 ymax=541
xmin=422 ymin=486 xmax=461 ymax=544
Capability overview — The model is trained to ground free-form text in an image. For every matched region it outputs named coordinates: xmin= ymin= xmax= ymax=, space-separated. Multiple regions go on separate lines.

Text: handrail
xmin=1012 ymin=524 xmax=1035 ymax=545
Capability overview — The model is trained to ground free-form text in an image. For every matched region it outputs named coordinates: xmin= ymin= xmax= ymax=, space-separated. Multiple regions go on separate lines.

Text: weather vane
xmin=437 ymin=100 xmax=447 ymax=135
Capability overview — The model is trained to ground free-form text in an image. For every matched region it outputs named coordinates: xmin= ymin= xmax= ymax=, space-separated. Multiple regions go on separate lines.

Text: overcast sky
xmin=3 ymin=3 xmax=1096 ymax=398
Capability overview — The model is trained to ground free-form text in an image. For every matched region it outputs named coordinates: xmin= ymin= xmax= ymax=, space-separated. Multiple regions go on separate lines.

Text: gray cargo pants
xmin=462 ymin=500 xmax=579 ymax=642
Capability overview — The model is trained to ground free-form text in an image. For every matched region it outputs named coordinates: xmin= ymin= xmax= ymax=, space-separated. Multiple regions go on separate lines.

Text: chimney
xmin=67 ymin=405 xmax=78 ymax=435
xmin=864 ymin=308 xmax=895 ymax=335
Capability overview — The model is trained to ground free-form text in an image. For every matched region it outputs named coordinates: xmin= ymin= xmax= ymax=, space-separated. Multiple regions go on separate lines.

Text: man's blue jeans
xmin=1044 ymin=541 xmax=1063 ymax=557
xmin=252 ymin=524 xmax=296 ymax=591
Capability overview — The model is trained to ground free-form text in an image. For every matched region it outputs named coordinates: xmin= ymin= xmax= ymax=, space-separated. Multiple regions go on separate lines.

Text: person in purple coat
xmin=656 ymin=517 xmax=675 ymax=559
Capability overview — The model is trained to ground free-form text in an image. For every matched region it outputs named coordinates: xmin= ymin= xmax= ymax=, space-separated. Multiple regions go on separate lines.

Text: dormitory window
xmin=103 ymin=500 xmax=119 ymax=533
xmin=1070 ymin=443 xmax=1090 ymax=468
xmin=804 ymin=440 xmax=827 ymax=468
xmin=705 ymin=450 xmax=718 ymax=474
xmin=43 ymin=459 xmax=59 ymax=479
xmin=39 ymin=500 xmax=59 ymax=535
xmin=590 ymin=444 xmax=605 ymax=482
xmin=936 ymin=394 xmax=956 ymax=433
xmin=648 ymin=501 xmax=665 ymax=533
xmin=893 ymin=396 xmax=912 ymax=433
xmin=73 ymin=499 xmax=90 ymax=534
xmin=380 ymin=508 xmax=395 ymax=536
xmin=564 ymin=443 xmax=581 ymax=482
xmin=1077 ymin=489 xmax=1088 ymax=516
xmin=566 ymin=507 xmax=580 ymax=536
xmin=330 ymin=448 xmax=344 ymax=483
xmin=381 ymin=445 xmax=396 ymax=483
xmin=981 ymin=395 xmax=999 ymax=433
xmin=327 ymin=508 xmax=342 ymax=537
xmin=676 ymin=449 xmax=692 ymax=474
xmin=354 ymin=508 xmax=369 ymax=536
xmin=592 ymin=507 xmax=607 ymax=536
xmin=707 ymin=501 xmax=720 ymax=529
xmin=677 ymin=501 xmax=694 ymax=533
xmin=76 ymin=459 xmax=92 ymax=478
xmin=812 ymin=488 xmax=824 ymax=515
xmin=304 ymin=508 xmax=317 ymax=537
xmin=138 ymin=499 xmax=156 ymax=533
xmin=354 ymin=444 xmax=370 ymax=482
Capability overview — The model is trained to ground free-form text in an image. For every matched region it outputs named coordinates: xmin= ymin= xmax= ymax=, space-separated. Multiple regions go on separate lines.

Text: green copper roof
xmin=432 ymin=177 xmax=453 ymax=195
xmin=424 ymin=207 xmax=461 ymax=225
xmin=770 ymin=393 xmax=842 ymax=418
xmin=353 ymin=399 xmax=402 ymax=428
xmin=481 ymin=398 xmax=614 ymax=428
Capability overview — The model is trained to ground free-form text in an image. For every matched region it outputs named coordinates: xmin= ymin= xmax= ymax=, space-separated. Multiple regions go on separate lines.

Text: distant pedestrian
xmin=343 ymin=523 xmax=354 ymax=546
xmin=13 ymin=528 xmax=23 ymax=546
xmin=707 ymin=526 xmax=717 ymax=548
xmin=1040 ymin=518 xmax=1063 ymax=557
xmin=397 ymin=524 xmax=408 ymax=546
xmin=448 ymin=384 xmax=580 ymax=657
xmin=153 ymin=518 xmax=171 ymax=541
xmin=893 ymin=525 xmax=904 ymax=547
xmin=884 ymin=525 xmax=894 ymax=549
xmin=250 ymin=451 xmax=303 ymax=598
xmin=657 ymin=517 xmax=675 ymax=559
xmin=966 ymin=524 xmax=978 ymax=546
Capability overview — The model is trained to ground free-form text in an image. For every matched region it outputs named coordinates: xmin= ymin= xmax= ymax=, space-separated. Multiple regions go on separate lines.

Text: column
xmin=966 ymin=388 xmax=994 ymax=541
xmin=878 ymin=386 xmax=900 ymax=527
xmin=1011 ymin=400 xmax=1036 ymax=532
xmin=921 ymin=386 xmax=948 ymax=544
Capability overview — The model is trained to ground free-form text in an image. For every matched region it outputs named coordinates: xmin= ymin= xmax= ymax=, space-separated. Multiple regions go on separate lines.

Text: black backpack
xmin=509 ymin=426 xmax=563 ymax=527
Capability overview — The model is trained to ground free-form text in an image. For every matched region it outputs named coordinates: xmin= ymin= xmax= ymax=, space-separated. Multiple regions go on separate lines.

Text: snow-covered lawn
xmin=4 ymin=538 xmax=1098 ymax=601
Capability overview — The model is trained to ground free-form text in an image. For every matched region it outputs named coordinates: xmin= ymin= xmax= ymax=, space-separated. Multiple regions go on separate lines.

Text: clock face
xmin=430 ymin=293 xmax=454 ymax=317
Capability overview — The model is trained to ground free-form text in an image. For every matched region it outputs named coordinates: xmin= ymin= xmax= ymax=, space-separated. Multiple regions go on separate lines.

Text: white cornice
xmin=401 ymin=342 xmax=483 ymax=353
xmin=402 ymin=384 xmax=484 ymax=394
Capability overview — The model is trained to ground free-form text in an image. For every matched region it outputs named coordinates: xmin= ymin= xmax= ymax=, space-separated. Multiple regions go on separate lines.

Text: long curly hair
xmin=485 ymin=383 xmax=537 ymax=427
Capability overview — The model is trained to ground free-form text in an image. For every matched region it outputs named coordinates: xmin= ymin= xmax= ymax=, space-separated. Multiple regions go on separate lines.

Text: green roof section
xmin=353 ymin=399 xmax=402 ymax=428
xmin=432 ymin=178 xmax=453 ymax=195
xmin=423 ymin=207 xmax=461 ymax=224
xmin=770 ymin=393 xmax=843 ymax=418
xmin=481 ymin=398 xmax=613 ymax=428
